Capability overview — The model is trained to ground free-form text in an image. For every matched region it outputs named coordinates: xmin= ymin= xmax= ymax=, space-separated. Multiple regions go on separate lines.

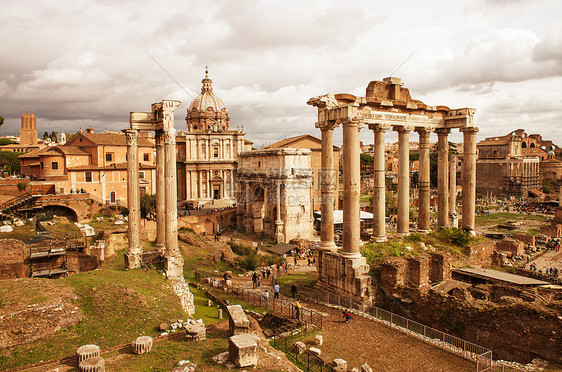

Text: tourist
xmin=252 ymin=272 xmax=258 ymax=288
xmin=263 ymin=290 xmax=269 ymax=307
xmin=274 ymin=283 xmax=280 ymax=298
xmin=266 ymin=269 xmax=271 ymax=279
xmin=295 ymin=300 xmax=302 ymax=320
xmin=342 ymin=310 xmax=353 ymax=323
xmin=291 ymin=284 xmax=297 ymax=299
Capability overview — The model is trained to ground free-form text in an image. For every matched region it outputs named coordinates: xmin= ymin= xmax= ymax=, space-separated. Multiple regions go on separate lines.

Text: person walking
xmin=295 ymin=300 xmax=302 ymax=320
xmin=263 ymin=290 xmax=269 ymax=307
xmin=291 ymin=284 xmax=297 ymax=299
xmin=252 ymin=272 xmax=258 ymax=288
xmin=274 ymin=283 xmax=280 ymax=298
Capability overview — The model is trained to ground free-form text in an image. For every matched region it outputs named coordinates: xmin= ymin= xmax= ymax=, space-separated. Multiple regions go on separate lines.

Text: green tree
xmin=0 ymin=151 xmax=22 ymax=174
xmin=409 ymin=152 xmax=419 ymax=161
xmin=0 ymin=138 xmax=15 ymax=146
xmin=360 ymin=152 xmax=373 ymax=166
xmin=140 ymin=194 xmax=156 ymax=218
xmin=43 ymin=131 xmax=49 ymax=140
xmin=0 ymin=116 xmax=4 ymax=127
xmin=50 ymin=131 xmax=58 ymax=142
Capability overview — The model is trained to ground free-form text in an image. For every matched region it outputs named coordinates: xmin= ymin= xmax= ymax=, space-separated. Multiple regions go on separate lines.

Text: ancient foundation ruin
xmin=308 ymin=77 xmax=479 ymax=303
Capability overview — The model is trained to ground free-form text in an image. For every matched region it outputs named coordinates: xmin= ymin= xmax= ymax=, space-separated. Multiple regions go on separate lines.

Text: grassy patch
xmin=0 ymin=220 xmax=37 ymax=242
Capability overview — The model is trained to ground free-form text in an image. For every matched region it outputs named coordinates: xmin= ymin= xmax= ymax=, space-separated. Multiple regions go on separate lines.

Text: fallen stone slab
xmin=333 ymin=358 xmax=347 ymax=372
xmin=229 ymin=334 xmax=258 ymax=367
xmin=315 ymin=334 xmax=323 ymax=345
xmin=184 ymin=322 xmax=206 ymax=341
xmin=227 ymin=304 xmax=249 ymax=335
xmin=132 ymin=336 xmax=153 ymax=354
xmin=361 ymin=363 xmax=373 ymax=372
xmin=294 ymin=341 xmax=306 ymax=355
xmin=172 ymin=359 xmax=197 ymax=372
xmin=309 ymin=347 xmax=321 ymax=356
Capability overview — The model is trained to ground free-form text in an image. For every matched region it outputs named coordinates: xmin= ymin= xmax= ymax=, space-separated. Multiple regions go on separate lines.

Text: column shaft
xmin=155 ymin=130 xmax=166 ymax=254
xmin=449 ymin=154 xmax=457 ymax=215
xmin=371 ymin=125 xmax=386 ymax=241
xmin=319 ymin=125 xmax=337 ymax=251
xmin=164 ymin=128 xmax=183 ymax=277
xmin=396 ymin=126 xmax=411 ymax=236
xmin=462 ymin=127 xmax=479 ymax=233
xmin=126 ymin=129 xmax=141 ymax=269
xmin=437 ymin=129 xmax=450 ymax=227
xmin=342 ymin=121 xmax=362 ymax=257
xmin=417 ymin=128 xmax=431 ymax=232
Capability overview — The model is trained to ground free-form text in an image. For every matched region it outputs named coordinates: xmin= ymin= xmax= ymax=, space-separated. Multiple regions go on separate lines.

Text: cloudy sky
xmin=1 ymin=0 xmax=561 ymax=148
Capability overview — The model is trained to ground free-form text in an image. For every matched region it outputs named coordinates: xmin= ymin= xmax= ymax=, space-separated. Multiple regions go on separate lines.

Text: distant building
xmin=19 ymin=129 xmax=155 ymax=206
xmin=0 ymin=113 xmax=44 ymax=153
xmin=176 ymin=69 xmax=252 ymax=205
xmin=236 ymin=148 xmax=315 ymax=243
xmin=263 ymin=134 xmax=340 ymax=211
xmin=476 ymin=131 xmax=542 ymax=197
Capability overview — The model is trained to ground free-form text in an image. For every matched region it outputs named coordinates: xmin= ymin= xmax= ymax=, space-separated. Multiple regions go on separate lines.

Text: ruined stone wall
xmin=66 ymin=251 xmax=101 ymax=274
xmin=380 ymin=253 xmax=451 ymax=293
xmin=177 ymin=209 xmax=236 ymax=235
xmin=0 ymin=239 xmax=30 ymax=279
xmin=512 ymin=233 xmax=535 ymax=247
xmin=467 ymin=240 xmax=495 ymax=266
xmin=495 ymin=239 xmax=525 ymax=257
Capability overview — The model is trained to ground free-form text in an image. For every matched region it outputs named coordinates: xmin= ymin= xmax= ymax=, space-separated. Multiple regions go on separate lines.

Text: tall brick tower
xmin=20 ymin=112 xmax=38 ymax=146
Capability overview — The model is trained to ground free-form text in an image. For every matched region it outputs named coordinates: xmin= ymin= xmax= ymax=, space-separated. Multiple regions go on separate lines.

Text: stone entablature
xmin=236 ymin=148 xmax=314 ymax=243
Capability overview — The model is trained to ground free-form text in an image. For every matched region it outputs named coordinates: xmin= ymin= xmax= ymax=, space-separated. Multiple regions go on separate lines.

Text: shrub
xmin=227 ymin=240 xmax=254 ymax=256
xmin=439 ymin=227 xmax=470 ymax=248
xmin=17 ymin=182 xmax=27 ymax=191
xmin=239 ymin=253 xmax=260 ymax=270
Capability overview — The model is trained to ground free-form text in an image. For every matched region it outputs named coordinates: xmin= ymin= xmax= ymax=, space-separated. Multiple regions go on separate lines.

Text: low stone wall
xmin=495 ymin=239 xmax=525 ymax=257
xmin=177 ymin=209 xmax=236 ymax=236
xmin=0 ymin=239 xmax=30 ymax=279
xmin=467 ymin=241 xmax=495 ymax=266
xmin=66 ymin=251 xmax=102 ymax=274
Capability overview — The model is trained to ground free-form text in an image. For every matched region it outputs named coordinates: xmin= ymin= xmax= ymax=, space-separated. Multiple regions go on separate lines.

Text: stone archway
xmin=110 ymin=191 xmax=116 ymax=204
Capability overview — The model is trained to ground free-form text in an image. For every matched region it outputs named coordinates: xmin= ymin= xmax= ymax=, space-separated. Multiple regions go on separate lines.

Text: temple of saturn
xmin=125 ymin=100 xmax=184 ymax=278
xmin=308 ymin=77 xmax=478 ymax=302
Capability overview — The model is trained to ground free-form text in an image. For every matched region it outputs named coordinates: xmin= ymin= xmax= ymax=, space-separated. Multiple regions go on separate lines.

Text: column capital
xmin=163 ymin=128 xmax=176 ymax=145
xmin=435 ymin=128 xmax=452 ymax=135
xmin=315 ymin=120 xmax=338 ymax=131
xmin=393 ymin=125 xmax=413 ymax=133
xmin=414 ymin=127 xmax=434 ymax=135
xmin=125 ymin=129 xmax=139 ymax=146
xmin=460 ymin=126 xmax=479 ymax=134
xmin=155 ymin=130 xmax=165 ymax=146
xmin=367 ymin=123 xmax=390 ymax=132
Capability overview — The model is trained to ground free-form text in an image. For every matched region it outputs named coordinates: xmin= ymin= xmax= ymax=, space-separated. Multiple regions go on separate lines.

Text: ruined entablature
xmin=308 ymin=77 xmax=476 ymax=131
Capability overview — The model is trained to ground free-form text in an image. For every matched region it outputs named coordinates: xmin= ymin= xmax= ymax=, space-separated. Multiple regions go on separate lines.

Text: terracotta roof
xmin=477 ymin=138 xmax=511 ymax=146
xmin=263 ymin=134 xmax=340 ymax=151
xmin=77 ymin=132 xmax=154 ymax=147
xmin=18 ymin=145 xmax=89 ymax=159
xmin=18 ymin=146 xmax=60 ymax=158
xmin=57 ymin=147 xmax=90 ymax=156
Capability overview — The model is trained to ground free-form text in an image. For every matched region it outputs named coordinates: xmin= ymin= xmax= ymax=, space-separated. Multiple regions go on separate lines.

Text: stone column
xmin=125 ymin=129 xmax=141 ymax=269
xmin=437 ymin=128 xmax=450 ymax=228
xmin=155 ymin=130 xmax=166 ymax=255
xmin=342 ymin=120 xmax=363 ymax=258
xmin=449 ymin=153 xmax=458 ymax=227
xmin=163 ymin=128 xmax=183 ymax=277
xmin=395 ymin=126 xmax=411 ymax=236
xmin=275 ymin=182 xmax=285 ymax=242
xmin=318 ymin=122 xmax=338 ymax=251
xmin=416 ymin=128 xmax=431 ymax=233
xmin=461 ymin=127 xmax=479 ymax=234
xmin=369 ymin=124 xmax=387 ymax=242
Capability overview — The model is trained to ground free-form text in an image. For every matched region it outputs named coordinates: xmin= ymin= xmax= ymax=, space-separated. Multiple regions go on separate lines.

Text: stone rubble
xmin=171 ymin=359 xmax=197 ymax=372
xmin=168 ymin=277 xmax=195 ymax=316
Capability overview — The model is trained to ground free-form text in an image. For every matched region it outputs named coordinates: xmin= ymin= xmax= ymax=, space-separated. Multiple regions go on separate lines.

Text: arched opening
xmin=41 ymin=205 xmax=79 ymax=223
xmin=522 ymin=142 xmax=527 ymax=148
xmin=110 ymin=191 xmax=116 ymax=204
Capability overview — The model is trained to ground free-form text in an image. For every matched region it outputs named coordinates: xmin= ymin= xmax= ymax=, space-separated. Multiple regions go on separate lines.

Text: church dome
xmin=186 ymin=68 xmax=229 ymax=132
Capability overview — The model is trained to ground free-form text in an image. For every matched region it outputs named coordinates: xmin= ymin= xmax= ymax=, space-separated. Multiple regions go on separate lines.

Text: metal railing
xmin=272 ymin=322 xmax=333 ymax=372
xmin=226 ymin=285 xmax=325 ymax=330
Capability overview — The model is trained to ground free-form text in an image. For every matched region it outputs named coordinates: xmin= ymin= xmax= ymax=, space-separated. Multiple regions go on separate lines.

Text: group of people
xmin=528 ymin=262 xmax=560 ymax=277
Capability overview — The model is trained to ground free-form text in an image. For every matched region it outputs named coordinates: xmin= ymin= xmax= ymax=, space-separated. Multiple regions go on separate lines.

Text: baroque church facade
xmin=176 ymin=69 xmax=252 ymax=204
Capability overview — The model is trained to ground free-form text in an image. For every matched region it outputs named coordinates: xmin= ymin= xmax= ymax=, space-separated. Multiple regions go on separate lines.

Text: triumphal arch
xmin=308 ymin=77 xmax=478 ymax=302
xmin=125 ymin=100 xmax=184 ymax=278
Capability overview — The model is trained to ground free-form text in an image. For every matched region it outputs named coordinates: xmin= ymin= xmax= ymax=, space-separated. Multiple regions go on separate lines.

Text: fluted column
xmin=461 ymin=127 xmax=479 ymax=234
xmin=155 ymin=130 xmax=166 ymax=255
xmin=163 ymin=127 xmax=183 ymax=277
xmin=449 ymin=153 xmax=458 ymax=227
xmin=318 ymin=122 xmax=338 ymax=251
xmin=275 ymin=182 xmax=285 ymax=242
xmin=437 ymin=128 xmax=450 ymax=228
xmin=342 ymin=120 xmax=363 ymax=258
xmin=369 ymin=124 xmax=387 ymax=242
xmin=416 ymin=128 xmax=431 ymax=232
xmin=395 ymin=126 xmax=411 ymax=236
xmin=125 ymin=129 xmax=141 ymax=269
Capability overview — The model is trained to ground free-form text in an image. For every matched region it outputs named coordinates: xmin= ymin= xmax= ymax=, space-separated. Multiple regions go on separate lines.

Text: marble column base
xmin=124 ymin=253 xmax=142 ymax=270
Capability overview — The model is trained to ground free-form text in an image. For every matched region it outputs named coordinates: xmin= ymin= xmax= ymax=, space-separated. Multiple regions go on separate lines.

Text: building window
xmin=106 ymin=153 xmax=113 ymax=162
xmin=213 ymin=147 xmax=219 ymax=158
xmin=143 ymin=153 xmax=150 ymax=162
xmin=52 ymin=162 xmax=58 ymax=170
xmin=85 ymin=171 xmax=92 ymax=182
xmin=40 ymin=162 xmax=44 ymax=170
xmin=139 ymin=171 xmax=145 ymax=179
xmin=140 ymin=187 xmax=146 ymax=195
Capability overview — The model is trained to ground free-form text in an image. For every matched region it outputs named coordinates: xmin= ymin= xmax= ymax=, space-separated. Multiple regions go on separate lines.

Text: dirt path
xmin=232 ymin=274 xmax=476 ymax=372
